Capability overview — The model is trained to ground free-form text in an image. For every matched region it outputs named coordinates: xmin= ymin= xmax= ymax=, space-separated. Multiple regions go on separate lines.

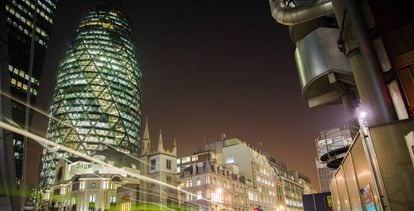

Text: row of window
xmin=56 ymin=195 xmax=116 ymax=208
xmin=6 ymin=3 xmax=49 ymax=39
xmin=75 ymin=180 xmax=112 ymax=191
xmin=56 ymin=70 xmax=138 ymax=93
xmin=184 ymin=175 xmax=246 ymax=193
xmin=10 ymin=77 xmax=38 ymax=96
xmin=21 ymin=0 xmax=54 ymax=23
xmin=9 ymin=65 xmax=39 ymax=85
xmin=6 ymin=17 xmax=47 ymax=47
xmin=50 ymin=111 xmax=138 ymax=133
xmin=256 ymin=176 xmax=275 ymax=187
xmin=179 ymin=155 xmax=199 ymax=164
xmin=83 ymin=12 xmax=130 ymax=30
xmin=150 ymin=159 xmax=173 ymax=170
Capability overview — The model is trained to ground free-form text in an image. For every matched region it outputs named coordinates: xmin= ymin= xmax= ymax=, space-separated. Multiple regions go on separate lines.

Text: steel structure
xmin=269 ymin=0 xmax=414 ymax=209
xmin=40 ymin=3 xmax=142 ymax=188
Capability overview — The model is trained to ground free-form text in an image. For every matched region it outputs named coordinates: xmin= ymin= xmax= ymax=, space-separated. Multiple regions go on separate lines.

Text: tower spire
xmin=157 ymin=129 xmax=164 ymax=153
xmin=141 ymin=118 xmax=150 ymax=155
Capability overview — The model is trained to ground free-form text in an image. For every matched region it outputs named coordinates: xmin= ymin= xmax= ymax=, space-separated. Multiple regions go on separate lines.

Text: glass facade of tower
xmin=3 ymin=0 xmax=57 ymax=187
xmin=40 ymin=5 xmax=142 ymax=188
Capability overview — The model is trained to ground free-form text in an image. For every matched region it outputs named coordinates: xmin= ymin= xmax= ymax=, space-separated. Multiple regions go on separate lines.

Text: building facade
xmin=1 ymin=0 xmax=57 ymax=189
xmin=268 ymin=155 xmax=316 ymax=211
xmin=179 ymin=158 xmax=250 ymax=211
xmin=45 ymin=150 xmax=140 ymax=211
xmin=40 ymin=2 xmax=142 ymax=189
xmin=178 ymin=138 xmax=314 ymax=211
xmin=0 ymin=0 xmax=57 ymax=209
xmin=139 ymin=120 xmax=179 ymax=208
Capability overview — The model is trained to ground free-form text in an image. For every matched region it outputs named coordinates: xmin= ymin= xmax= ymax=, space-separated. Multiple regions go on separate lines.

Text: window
xmin=181 ymin=157 xmax=190 ymax=163
xmin=103 ymin=181 xmax=109 ymax=189
xmin=166 ymin=176 xmax=172 ymax=185
xmin=196 ymin=178 xmax=201 ymax=186
xmin=150 ymin=159 xmax=156 ymax=170
xmin=80 ymin=181 xmax=85 ymax=190
xmin=185 ymin=179 xmax=192 ymax=188
xmin=89 ymin=194 xmax=96 ymax=203
xmin=197 ymin=191 xmax=202 ymax=199
xmin=166 ymin=159 xmax=172 ymax=170
xmin=109 ymin=196 xmax=116 ymax=204
xmin=206 ymin=190 xmax=211 ymax=198
xmin=206 ymin=176 xmax=210 ymax=184
xmin=225 ymin=157 xmax=234 ymax=164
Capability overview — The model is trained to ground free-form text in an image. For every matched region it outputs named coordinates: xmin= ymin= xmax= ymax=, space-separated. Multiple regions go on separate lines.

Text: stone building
xmin=139 ymin=119 xmax=179 ymax=208
xmin=44 ymin=149 xmax=140 ymax=210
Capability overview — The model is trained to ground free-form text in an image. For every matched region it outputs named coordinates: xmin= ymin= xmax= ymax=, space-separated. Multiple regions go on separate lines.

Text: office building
xmin=1 ymin=1 xmax=57 ymax=209
xmin=39 ymin=2 xmax=142 ymax=189
xmin=1 ymin=0 xmax=57 ymax=188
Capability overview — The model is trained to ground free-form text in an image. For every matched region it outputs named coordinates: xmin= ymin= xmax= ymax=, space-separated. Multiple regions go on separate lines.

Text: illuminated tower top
xmin=41 ymin=3 xmax=142 ymax=188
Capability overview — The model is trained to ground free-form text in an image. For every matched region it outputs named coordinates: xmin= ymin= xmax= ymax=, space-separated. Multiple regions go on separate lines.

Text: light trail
xmin=42 ymin=148 xmax=201 ymax=210
xmin=0 ymin=120 xmax=218 ymax=206
xmin=0 ymin=91 xmax=234 ymax=210
xmin=0 ymin=90 xmax=151 ymax=167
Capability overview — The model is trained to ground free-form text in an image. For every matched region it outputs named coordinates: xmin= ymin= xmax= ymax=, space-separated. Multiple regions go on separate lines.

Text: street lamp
xmin=357 ymin=107 xmax=369 ymax=135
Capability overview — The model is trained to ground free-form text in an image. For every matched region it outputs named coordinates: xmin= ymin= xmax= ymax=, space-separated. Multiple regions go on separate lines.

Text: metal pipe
xmin=345 ymin=0 xmax=396 ymax=126
xmin=269 ymin=0 xmax=333 ymax=25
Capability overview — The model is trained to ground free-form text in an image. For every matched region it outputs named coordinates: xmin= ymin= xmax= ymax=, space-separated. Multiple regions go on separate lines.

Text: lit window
xmin=80 ymin=182 xmax=85 ymax=190
xmin=102 ymin=181 xmax=109 ymax=189
xmin=11 ymin=78 xmax=17 ymax=85
xmin=89 ymin=194 xmax=96 ymax=203
xmin=225 ymin=157 xmax=234 ymax=164
xmin=185 ymin=179 xmax=192 ymax=188
xmin=60 ymin=187 xmax=66 ymax=195
xmin=110 ymin=196 xmax=116 ymax=204
xmin=197 ymin=191 xmax=202 ymax=200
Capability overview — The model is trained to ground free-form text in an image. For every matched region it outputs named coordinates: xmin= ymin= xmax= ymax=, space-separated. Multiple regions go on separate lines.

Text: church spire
xmin=157 ymin=129 xmax=164 ymax=153
xmin=141 ymin=118 xmax=150 ymax=155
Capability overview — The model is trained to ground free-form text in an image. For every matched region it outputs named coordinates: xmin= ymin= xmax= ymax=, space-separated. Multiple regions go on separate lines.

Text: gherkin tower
xmin=40 ymin=3 xmax=142 ymax=188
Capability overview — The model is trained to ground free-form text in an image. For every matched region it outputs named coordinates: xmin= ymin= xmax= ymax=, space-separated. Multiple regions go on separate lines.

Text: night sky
xmin=30 ymin=0 xmax=347 ymax=190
